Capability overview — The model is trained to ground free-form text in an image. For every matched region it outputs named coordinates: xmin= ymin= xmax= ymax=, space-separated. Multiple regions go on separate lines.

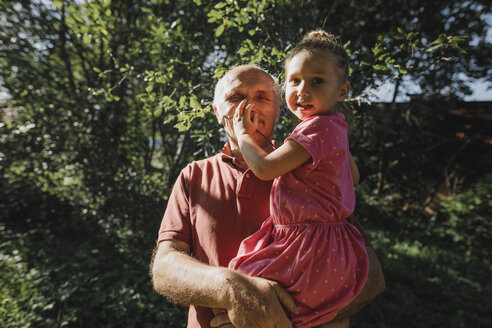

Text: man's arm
xmin=151 ymin=240 xmax=298 ymax=328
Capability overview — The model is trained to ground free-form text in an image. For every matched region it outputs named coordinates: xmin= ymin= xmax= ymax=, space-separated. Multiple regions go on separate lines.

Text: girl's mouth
xmin=297 ymin=103 xmax=313 ymax=110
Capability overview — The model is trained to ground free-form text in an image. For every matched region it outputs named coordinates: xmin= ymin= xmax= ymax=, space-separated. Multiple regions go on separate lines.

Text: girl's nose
xmin=297 ymin=80 xmax=309 ymax=97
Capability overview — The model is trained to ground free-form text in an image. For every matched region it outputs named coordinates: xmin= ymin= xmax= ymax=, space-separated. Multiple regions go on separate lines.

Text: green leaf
xmin=408 ymin=32 xmax=418 ymax=39
xmin=213 ymin=67 xmax=227 ymax=79
xmin=156 ymin=75 xmax=168 ymax=84
xmin=426 ymin=44 xmax=444 ymax=52
xmin=373 ymin=64 xmax=387 ymax=71
xmin=215 ymin=24 xmax=225 ymax=37
xmin=372 ymin=46 xmax=382 ymax=55
xmin=66 ymin=5 xmax=78 ymax=14
xmin=154 ymin=106 xmax=163 ymax=118
xmin=215 ymin=2 xmax=228 ymax=9
xmin=174 ymin=120 xmax=191 ymax=132
xmin=82 ymin=34 xmax=91 ymax=44
xmin=190 ymin=95 xmax=201 ymax=111
xmin=207 ymin=9 xmax=221 ymax=23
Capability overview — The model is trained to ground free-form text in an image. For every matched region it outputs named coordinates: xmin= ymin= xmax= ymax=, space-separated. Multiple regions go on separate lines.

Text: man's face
xmin=213 ymin=67 xmax=281 ymax=148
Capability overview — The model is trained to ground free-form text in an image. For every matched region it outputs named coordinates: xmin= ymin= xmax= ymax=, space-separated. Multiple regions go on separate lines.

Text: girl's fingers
xmin=237 ymin=99 xmax=247 ymax=118
xmin=244 ymin=103 xmax=251 ymax=121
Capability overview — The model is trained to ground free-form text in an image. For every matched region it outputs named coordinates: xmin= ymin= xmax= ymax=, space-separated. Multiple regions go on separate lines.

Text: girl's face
xmin=285 ymin=51 xmax=350 ymax=121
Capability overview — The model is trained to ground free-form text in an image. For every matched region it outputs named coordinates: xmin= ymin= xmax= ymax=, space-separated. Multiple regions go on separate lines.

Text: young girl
xmin=228 ymin=30 xmax=369 ymax=328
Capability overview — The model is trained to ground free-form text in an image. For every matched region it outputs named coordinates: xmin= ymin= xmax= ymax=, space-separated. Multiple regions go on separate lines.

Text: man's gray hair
xmin=213 ymin=64 xmax=282 ymax=106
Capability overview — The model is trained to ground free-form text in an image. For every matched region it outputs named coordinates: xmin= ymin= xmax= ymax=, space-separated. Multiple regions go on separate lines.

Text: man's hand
xmin=211 ymin=273 xmax=298 ymax=328
xmin=233 ymin=99 xmax=259 ymax=138
xmin=211 ymin=308 xmax=234 ymax=328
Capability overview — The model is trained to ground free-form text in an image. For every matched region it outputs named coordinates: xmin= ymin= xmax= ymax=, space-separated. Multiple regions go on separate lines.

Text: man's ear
xmin=213 ymin=104 xmax=223 ymax=125
xmin=337 ymin=81 xmax=351 ymax=101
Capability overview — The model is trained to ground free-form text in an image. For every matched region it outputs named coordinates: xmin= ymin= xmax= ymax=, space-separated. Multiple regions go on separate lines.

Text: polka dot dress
xmin=229 ymin=114 xmax=369 ymax=327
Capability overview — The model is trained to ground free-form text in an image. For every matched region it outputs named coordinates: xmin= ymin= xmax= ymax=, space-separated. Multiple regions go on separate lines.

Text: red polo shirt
xmin=158 ymin=144 xmax=273 ymax=327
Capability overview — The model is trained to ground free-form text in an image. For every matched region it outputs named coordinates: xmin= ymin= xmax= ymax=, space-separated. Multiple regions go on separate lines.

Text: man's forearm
xmin=151 ymin=240 xmax=232 ymax=309
xmin=152 ymin=240 xmax=297 ymax=328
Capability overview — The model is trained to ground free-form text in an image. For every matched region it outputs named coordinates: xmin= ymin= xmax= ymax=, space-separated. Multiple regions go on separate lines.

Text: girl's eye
xmin=312 ymin=78 xmax=324 ymax=85
xmin=291 ymin=78 xmax=301 ymax=86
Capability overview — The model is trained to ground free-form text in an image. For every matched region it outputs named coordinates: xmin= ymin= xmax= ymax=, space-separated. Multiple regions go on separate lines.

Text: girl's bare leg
xmin=315 ymin=317 xmax=350 ymax=328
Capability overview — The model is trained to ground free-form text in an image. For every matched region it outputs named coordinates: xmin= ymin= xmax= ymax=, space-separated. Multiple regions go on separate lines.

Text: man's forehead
xmin=223 ymin=68 xmax=276 ymax=93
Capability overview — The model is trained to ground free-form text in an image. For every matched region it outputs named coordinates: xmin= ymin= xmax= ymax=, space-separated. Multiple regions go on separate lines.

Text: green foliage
xmin=352 ymin=173 xmax=492 ymax=327
xmin=0 ymin=241 xmax=53 ymax=328
xmin=437 ymin=174 xmax=492 ymax=258
xmin=349 ymin=101 xmax=491 ymax=327
xmin=0 ymin=0 xmax=490 ymax=327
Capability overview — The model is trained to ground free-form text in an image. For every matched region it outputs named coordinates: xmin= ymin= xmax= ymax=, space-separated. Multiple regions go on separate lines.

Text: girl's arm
xmin=233 ymin=101 xmax=311 ymax=181
xmin=238 ymin=135 xmax=311 ymax=180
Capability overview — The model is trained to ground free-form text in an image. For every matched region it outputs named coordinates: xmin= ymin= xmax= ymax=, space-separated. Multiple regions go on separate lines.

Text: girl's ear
xmin=337 ymin=81 xmax=351 ymax=101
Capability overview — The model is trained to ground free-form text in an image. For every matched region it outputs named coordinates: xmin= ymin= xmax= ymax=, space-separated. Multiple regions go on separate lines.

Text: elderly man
xmin=151 ymin=65 xmax=384 ymax=328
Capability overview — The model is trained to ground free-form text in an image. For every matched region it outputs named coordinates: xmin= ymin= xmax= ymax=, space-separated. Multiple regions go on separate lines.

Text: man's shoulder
xmin=187 ymin=152 xmax=223 ymax=168
xmin=179 ymin=152 xmax=225 ymax=176
xmin=174 ymin=152 xmax=232 ymax=190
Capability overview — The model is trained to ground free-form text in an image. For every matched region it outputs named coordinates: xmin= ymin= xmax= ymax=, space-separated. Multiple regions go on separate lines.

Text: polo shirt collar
xmin=220 ymin=142 xmax=249 ymax=170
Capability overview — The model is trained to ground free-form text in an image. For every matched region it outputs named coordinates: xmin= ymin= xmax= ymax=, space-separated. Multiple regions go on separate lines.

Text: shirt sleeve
xmin=157 ymin=165 xmax=193 ymax=246
xmin=286 ymin=115 xmax=348 ymax=172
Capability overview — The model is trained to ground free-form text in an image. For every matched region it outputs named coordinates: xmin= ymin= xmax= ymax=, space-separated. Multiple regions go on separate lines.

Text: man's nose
xmin=247 ymin=102 xmax=257 ymax=115
xmin=297 ymin=80 xmax=309 ymax=97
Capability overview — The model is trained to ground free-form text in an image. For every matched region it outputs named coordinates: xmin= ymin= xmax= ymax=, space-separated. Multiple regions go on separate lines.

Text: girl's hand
xmin=233 ymin=99 xmax=259 ymax=138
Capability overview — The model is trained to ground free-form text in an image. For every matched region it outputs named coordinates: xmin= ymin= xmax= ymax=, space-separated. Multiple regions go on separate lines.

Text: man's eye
xmin=291 ymin=79 xmax=300 ymax=86
xmin=228 ymin=96 xmax=242 ymax=102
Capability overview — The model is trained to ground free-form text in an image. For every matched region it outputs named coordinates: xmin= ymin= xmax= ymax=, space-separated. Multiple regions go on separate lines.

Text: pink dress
xmin=229 ymin=113 xmax=369 ymax=328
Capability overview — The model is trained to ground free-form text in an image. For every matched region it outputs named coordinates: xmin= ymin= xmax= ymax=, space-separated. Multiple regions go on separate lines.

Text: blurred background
xmin=1 ymin=0 xmax=491 ymax=327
